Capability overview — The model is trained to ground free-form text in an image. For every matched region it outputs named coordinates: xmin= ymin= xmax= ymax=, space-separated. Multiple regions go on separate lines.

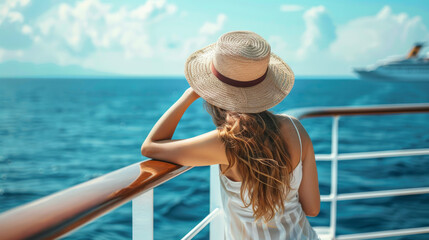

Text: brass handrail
xmin=0 ymin=103 xmax=428 ymax=239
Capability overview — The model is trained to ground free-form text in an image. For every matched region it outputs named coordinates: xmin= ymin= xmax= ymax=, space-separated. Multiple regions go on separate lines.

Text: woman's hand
xmin=183 ymin=87 xmax=200 ymax=102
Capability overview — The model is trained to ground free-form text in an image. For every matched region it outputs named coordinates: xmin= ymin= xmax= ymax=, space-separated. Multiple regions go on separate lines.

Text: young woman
xmin=141 ymin=31 xmax=321 ymax=240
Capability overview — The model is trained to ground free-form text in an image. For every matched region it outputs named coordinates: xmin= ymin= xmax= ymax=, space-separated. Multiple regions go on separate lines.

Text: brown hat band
xmin=210 ymin=62 xmax=268 ymax=88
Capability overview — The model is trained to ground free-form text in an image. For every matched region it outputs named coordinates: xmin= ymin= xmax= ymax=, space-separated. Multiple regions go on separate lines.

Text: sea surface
xmin=0 ymin=78 xmax=428 ymax=240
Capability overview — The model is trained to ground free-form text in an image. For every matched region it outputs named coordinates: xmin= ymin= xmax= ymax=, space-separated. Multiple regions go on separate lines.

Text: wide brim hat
xmin=184 ymin=31 xmax=295 ymax=113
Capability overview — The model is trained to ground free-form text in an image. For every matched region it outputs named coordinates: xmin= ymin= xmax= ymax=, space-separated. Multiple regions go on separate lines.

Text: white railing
xmin=311 ymin=115 xmax=429 ymax=240
xmin=158 ymin=108 xmax=429 ymax=240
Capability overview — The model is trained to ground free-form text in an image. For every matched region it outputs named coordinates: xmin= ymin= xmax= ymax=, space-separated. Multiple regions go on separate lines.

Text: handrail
xmin=0 ymin=102 xmax=428 ymax=239
xmin=0 ymin=160 xmax=191 ymax=239
xmin=287 ymin=102 xmax=429 ymax=119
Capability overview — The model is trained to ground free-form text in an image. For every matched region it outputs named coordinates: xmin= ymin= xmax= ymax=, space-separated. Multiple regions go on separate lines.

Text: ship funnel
xmin=406 ymin=42 xmax=425 ymax=58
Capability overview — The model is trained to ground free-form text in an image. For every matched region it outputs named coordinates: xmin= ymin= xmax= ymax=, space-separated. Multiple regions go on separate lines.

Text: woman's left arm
xmin=141 ymin=88 xmax=228 ymax=166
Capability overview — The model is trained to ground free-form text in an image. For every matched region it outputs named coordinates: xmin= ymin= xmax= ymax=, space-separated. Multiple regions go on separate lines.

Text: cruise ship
xmin=354 ymin=43 xmax=429 ymax=81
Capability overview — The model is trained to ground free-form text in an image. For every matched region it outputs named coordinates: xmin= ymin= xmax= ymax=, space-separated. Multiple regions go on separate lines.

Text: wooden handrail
xmin=0 ymin=103 xmax=428 ymax=239
xmin=0 ymin=160 xmax=191 ymax=240
xmin=285 ymin=103 xmax=429 ymax=119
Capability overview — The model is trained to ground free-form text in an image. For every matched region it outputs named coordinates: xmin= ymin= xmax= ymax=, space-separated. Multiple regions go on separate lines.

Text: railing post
xmin=210 ymin=165 xmax=224 ymax=240
xmin=133 ymin=189 xmax=154 ymax=240
xmin=330 ymin=116 xmax=340 ymax=239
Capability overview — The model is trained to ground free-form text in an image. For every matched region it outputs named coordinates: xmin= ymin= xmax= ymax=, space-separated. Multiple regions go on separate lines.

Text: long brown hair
xmin=204 ymin=101 xmax=296 ymax=223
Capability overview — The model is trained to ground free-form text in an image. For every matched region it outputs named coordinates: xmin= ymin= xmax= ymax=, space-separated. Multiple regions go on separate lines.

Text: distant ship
xmin=354 ymin=43 xmax=429 ymax=81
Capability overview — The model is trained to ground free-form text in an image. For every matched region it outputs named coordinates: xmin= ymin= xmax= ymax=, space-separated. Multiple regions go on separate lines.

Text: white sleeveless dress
xmin=219 ymin=115 xmax=321 ymax=240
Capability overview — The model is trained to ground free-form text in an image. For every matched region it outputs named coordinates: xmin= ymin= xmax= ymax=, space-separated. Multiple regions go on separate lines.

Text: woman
xmin=141 ymin=31 xmax=321 ymax=239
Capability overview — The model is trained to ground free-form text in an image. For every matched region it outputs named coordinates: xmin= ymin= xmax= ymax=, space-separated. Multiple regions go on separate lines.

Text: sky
xmin=0 ymin=0 xmax=428 ymax=77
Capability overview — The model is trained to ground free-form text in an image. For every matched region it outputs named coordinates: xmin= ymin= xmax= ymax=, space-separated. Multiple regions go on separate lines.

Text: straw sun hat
xmin=184 ymin=30 xmax=295 ymax=113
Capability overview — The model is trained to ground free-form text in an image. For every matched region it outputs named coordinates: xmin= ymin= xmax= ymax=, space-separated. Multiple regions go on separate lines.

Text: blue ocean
xmin=0 ymin=78 xmax=428 ymax=240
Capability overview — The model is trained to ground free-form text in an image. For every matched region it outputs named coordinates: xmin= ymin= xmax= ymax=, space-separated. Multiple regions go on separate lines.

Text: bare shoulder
xmin=275 ymin=114 xmax=312 ymax=151
xmin=275 ymin=114 xmax=305 ymax=134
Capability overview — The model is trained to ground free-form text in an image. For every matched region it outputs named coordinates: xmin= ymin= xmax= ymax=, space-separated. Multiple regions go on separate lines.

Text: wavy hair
xmin=204 ymin=101 xmax=296 ymax=223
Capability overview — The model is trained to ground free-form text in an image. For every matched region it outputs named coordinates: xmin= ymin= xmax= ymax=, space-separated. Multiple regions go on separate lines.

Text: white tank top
xmin=219 ymin=115 xmax=320 ymax=240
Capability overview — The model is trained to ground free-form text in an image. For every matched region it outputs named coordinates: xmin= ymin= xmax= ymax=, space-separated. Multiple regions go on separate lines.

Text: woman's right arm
xmin=293 ymin=118 xmax=321 ymax=217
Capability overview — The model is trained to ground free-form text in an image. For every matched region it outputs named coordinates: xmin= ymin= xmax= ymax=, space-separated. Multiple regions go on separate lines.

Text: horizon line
xmin=0 ymin=75 xmax=358 ymax=79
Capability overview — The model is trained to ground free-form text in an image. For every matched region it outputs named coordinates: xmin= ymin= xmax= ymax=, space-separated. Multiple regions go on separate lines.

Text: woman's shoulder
xmin=275 ymin=114 xmax=310 ymax=147
xmin=275 ymin=113 xmax=296 ymax=121
xmin=275 ymin=114 xmax=303 ymax=132
xmin=275 ymin=113 xmax=314 ymax=160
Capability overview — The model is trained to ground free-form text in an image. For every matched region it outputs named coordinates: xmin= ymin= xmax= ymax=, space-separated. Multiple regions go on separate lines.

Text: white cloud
xmin=7 ymin=11 xmax=23 ymax=22
xmin=83 ymin=12 xmax=229 ymax=75
xmin=272 ymin=5 xmax=429 ymax=75
xmin=297 ymin=6 xmax=336 ymax=59
xmin=269 ymin=35 xmax=287 ymax=54
xmin=0 ymin=0 xmax=230 ymax=76
xmin=280 ymin=4 xmax=303 ymax=12
xmin=36 ymin=0 xmax=177 ymax=58
xmin=155 ymin=13 xmax=228 ymax=62
xmin=0 ymin=0 xmax=30 ymax=25
xmin=130 ymin=0 xmax=177 ymax=20
xmin=21 ymin=24 xmax=31 ymax=34
xmin=0 ymin=47 xmax=24 ymax=62
xmin=330 ymin=5 xmax=429 ymax=63
xmin=177 ymin=13 xmax=228 ymax=58
xmin=199 ymin=13 xmax=227 ymax=35
xmin=5 ymin=1 xmax=426 ymax=76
